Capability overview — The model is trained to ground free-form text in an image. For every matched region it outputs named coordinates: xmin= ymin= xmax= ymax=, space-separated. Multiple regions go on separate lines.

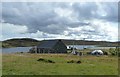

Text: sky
xmin=1 ymin=2 xmax=119 ymax=41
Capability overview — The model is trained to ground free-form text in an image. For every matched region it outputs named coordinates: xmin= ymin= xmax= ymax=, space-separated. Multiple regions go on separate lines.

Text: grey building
xmin=29 ymin=39 xmax=67 ymax=53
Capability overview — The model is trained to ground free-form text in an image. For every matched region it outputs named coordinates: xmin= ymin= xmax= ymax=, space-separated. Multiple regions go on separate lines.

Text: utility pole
xmin=73 ymin=40 xmax=75 ymax=54
xmin=83 ymin=38 xmax=86 ymax=51
xmin=35 ymin=46 xmax=37 ymax=54
xmin=82 ymin=38 xmax=86 ymax=56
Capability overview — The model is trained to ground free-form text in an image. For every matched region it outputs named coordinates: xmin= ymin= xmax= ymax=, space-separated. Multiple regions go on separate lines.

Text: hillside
xmin=62 ymin=40 xmax=119 ymax=46
xmin=2 ymin=38 xmax=41 ymax=48
xmin=1 ymin=38 xmax=119 ymax=48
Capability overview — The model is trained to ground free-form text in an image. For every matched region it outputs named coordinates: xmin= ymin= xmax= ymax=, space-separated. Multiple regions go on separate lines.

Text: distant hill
xmin=62 ymin=39 xmax=119 ymax=47
xmin=1 ymin=38 xmax=119 ymax=48
xmin=2 ymin=38 xmax=41 ymax=48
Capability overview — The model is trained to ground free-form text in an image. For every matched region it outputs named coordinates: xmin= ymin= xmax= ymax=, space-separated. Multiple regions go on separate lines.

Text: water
xmin=67 ymin=45 xmax=97 ymax=50
xmin=67 ymin=45 xmax=116 ymax=50
xmin=91 ymin=47 xmax=116 ymax=49
xmin=1 ymin=47 xmax=32 ymax=53
xmin=1 ymin=45 xmax=116 ymax=53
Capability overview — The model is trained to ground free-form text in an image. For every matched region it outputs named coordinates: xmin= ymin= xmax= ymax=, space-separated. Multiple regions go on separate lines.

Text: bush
xmin=109 ymin=48 xmax=117 ymax=56
xmin=109 ymin=48 xmax=114 ymax=53
xmin=111 ymin=53 xmax=116 ymax=56
xmin=67 ymin=60 xmax=74 ymax=63
xmin=118 ymin=52 xmax=120 ymax=57
xmin=87 ymin=52 xmax=91 ymax=55
xmin=103 ymin=51 xmax=108 ymax=55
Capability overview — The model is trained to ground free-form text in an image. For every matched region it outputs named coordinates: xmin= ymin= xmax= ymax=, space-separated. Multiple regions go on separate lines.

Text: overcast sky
xmin=1 ymin=2 xmax=118 ymax=41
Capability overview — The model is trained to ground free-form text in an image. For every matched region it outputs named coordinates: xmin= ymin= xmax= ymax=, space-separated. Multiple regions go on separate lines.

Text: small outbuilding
xmin=91 ymin=50 xmax=103 ymax=55
xmin=29 ymin=39 xmax=67 ymax=53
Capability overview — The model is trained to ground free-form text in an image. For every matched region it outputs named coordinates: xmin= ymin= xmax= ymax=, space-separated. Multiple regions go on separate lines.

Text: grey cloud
xmin=2 ymin=2 xmax=90 ymax=34
xmin=97 ymin=2 xmax=118 ymax=22
xmin=72 ymin=2 xmax=118 ymax=22
xmin=72 ymin=2 xmax=98 ymax=20
xmin=66 ymin=22 xmax=90 ymax=28
xmin=2 ymin=2 xmax=118 ymax=35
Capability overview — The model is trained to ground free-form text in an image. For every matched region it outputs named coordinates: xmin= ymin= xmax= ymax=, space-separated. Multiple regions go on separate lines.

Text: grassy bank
xmin=2 ymin=53 xmax=118 ymax=75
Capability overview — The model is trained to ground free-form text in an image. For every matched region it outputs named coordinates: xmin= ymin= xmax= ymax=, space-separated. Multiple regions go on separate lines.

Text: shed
xmin=29 ymin=39 xmax=67 ymax=53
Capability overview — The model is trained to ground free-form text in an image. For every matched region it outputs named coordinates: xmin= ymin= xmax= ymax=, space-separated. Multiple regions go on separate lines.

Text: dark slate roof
xmin=37 ymin=40 xmax=60 ymax=49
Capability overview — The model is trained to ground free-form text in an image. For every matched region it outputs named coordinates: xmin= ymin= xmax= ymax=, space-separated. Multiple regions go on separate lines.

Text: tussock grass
xmin=2 ymin=53 xmax=118 ymax=75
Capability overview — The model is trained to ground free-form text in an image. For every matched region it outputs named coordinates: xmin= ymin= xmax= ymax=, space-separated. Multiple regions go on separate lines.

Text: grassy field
xmin=0 ymin=53 xmax=2 ymax=76
xmin=2 ymin=53 xmax=118 ymax=75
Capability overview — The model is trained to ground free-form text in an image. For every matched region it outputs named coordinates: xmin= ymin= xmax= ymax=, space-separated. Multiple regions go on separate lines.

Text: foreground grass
xmin=2 ymin=53 xmax=118 ymax=75
xmin=0 ymin=53 xmax=2 ymax=76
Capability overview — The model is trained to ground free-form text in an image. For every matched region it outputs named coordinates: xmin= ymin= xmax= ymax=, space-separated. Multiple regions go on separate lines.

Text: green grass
xmin=0 ymin=53 xmax=2 ymax=76
xmin=2 ymin=53 xmax=118 ymax=75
